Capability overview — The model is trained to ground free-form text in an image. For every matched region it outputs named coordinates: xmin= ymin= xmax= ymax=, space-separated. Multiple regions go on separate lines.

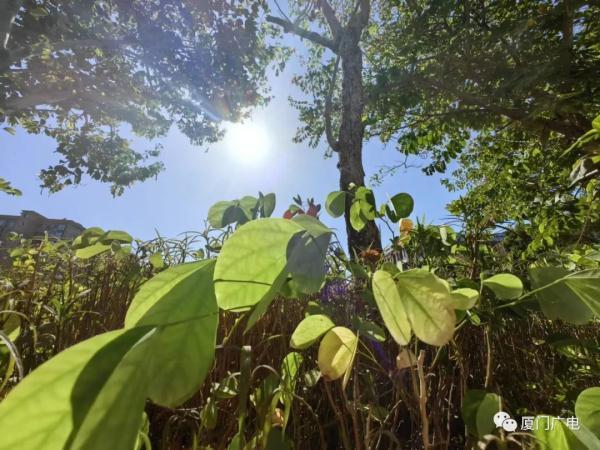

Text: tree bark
xmin=267 ymin=0 xmax=381 ymax=254
xmin=337 ymin=31 xmax=381 ymax=254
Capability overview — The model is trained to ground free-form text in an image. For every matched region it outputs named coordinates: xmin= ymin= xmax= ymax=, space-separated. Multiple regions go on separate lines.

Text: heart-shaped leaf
xmin=318 ymin=327 xmax=358 ymax=382
xmin=482 ymin=274 xmax=523 ymax=300
xmin=291 ymin=314 xmax=335 ymax=350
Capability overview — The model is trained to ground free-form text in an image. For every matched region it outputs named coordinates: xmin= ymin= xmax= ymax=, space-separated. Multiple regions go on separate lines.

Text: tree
xmin=267 ymin=0 xmax=382 ymax=253
xmin=0 ymin=0 xmax=275 ymax=194
xmin=367 ymin=0 xmax=600 ymax=175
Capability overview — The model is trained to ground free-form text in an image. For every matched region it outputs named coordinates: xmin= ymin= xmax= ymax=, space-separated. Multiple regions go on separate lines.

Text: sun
xmin=225 ymin=122 xmax=270 ymax=164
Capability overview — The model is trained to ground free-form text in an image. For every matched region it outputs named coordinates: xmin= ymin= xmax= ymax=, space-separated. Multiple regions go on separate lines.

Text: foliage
xmin=0 ymin=0 xmax=276 ymax=194
xmin=1 ymin=191 xmax=599 ymax=449
xmin=0 ymin=177 xmax=21 ymax=196
xmin=368 ymin=0 xmax=600 ymax=173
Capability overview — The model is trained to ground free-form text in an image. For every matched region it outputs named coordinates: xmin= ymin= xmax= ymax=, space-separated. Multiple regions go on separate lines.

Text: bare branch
xmin=266 ymin=15 xmax=338 ymax=52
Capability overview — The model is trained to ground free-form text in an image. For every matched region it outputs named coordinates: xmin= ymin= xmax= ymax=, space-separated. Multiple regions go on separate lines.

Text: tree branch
xmin=266 ymin=15 xmax=338 ymax=52
xmin=318 ymin=0 xmax=342 ymax=39
xmin=325 ymin=56 xmax=341 ymax=152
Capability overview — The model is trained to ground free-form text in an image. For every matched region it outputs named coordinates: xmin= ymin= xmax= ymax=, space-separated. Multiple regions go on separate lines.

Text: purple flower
xmin=320 ymin=279 xmax=350 ymax=303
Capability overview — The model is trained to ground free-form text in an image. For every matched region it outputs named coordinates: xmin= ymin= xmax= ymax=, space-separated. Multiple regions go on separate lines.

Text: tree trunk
xmin=337 ymin=32 xmax=381 ymax=255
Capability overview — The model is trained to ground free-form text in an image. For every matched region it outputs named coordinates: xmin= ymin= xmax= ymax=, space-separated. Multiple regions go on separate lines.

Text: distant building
xmin=0 ymin=210 xmax=85 ymax=243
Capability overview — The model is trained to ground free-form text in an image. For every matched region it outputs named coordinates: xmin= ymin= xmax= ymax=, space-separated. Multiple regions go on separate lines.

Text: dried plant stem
xmin=417 ymin=350 xmax=430 ymax=450
xmin=484 ymin=326 xmax=493 ymax=389
xmin=324 ymin=381 xmax=352 ymax=450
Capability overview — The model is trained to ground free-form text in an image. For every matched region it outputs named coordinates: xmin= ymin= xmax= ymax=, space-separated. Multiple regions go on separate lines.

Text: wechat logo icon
xmin=494 ymin=411 xmax=518 ymax=432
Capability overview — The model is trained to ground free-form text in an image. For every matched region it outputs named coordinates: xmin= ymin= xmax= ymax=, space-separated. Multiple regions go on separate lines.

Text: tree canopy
xmin=0 ymin=0 xmax=275 ymax=194
xmin=367 ymin=0 xmax=600 ymax=174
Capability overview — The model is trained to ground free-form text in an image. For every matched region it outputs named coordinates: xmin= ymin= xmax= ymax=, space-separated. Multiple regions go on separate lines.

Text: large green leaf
xmin=396 ymin=270 xmax=455 ymax=346
xmin=530 ymin=268 xmax=598 ymax=324
xmin=214 ymin=219 xmax=303 ymax=311
xmin=372 ymin=270 xmax=411 ymax=345
xmin=534 ymin=416 xmax=587 ymax=450
xmin=325 ymin=191 xmax=346 ymax=218
xmin=290 ymin=314 xmax=335 ymax=350
xmin=286 ymin=215 xmax=332 ymax=294
xmin=0 ymin=328 xmax=152 ymax=450
xmin=482 ymin=274 xmax=523 ymax=300
xmin=125 ymin=260 xmax=219 ymax=406
xmin=317 ymin=327 xmax=358 ymax=382
xmin=576 ymin=387 xmax=600 ymax=438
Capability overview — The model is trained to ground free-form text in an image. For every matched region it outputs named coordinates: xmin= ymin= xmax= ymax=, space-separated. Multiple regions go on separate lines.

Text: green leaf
xmin=530 ymin=268 xmax=598 ymax=324
xmin=280 ymin=352 xmax=303 ymax=428
xmin=355 ymin=187 xmax=377 ymax=220
xmin=592 ymin=115 xmax=600 ymax=131
xmin=102 ymin=230 xmax=133 ymax=243
xmin=461 ymin=389 xmax=487 ymax=436
xmin=575 ymin=387 xmax=600 ymax=438
xmin=317 ymin=327 xmax=358 ymax=382
xmin=475 ymin=393 xmax=502 ymax=438
xmin=208 ymin=200 xmax=237 ymax=228
xmin=372 ymin=270 xmax=411 ymax=345
xmin=149 ymin=252 xmax=164 ymax=269
xmin=325 ymin=191 xmax=346 ymax=218
xmin=239 ymin=196 xmax=259 ymax=218
xmin=0 ymin=328 xmax=153 ymax=450
xmin=448 ymin=288 xmax=479 ymax=310
xmin=286 ymin=215 xmax=332 ymax=294
xmin=125 ymin=260 xmax=218 ymax=406
xmin=75 ymin=243 xmax=111 ymax=259
xmin=534 ymin=416 xmax=587 ymax=450
xmin=482 ymin=274 xmax=523 ymax=300
xmin=389 ymin=193 xmax=414 ymax=219
xmin=350 ymin=201 xmax=367 ymax=231
xmin=0 ymin=177 xmax=21 ymax=196
xmin=351 ymin=317 xmax=386 ymax=342
xmin=462 ymin=390 xmax=502 ymax=438
xmin=396 ymin=269 xmax=456 ymax=346
xmin=214 ymin=219 xmax=303 ymax=311
xmin=261 ymin=193 xmax=276 ymax=217
xmin=290 ymin=314 xmax=335 ymax=349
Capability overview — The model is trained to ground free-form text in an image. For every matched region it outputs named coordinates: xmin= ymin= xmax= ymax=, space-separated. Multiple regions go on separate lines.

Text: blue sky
xmin=0 ymin=34 xmax=458 ymax=247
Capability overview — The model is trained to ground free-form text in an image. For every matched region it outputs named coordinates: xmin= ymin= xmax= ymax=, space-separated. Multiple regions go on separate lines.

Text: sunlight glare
xmin=225 ymin=122 xmax=270 ymax=164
